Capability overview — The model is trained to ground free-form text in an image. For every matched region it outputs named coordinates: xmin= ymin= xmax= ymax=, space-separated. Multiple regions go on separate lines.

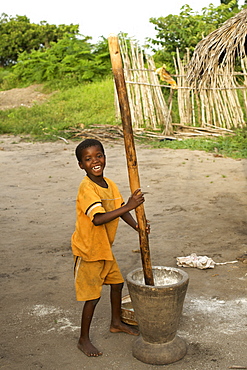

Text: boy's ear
xmin=78 ymin=161 xmax=84 ymax=170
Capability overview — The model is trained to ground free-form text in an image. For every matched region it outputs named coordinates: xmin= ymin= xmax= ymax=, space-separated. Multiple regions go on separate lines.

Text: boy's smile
xmin=79 ymin=145 xmax=106 ymax=184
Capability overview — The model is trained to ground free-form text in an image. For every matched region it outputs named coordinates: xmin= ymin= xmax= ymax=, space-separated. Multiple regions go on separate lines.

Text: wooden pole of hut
xmin=108 ymin=34 xmax=154 ymax=286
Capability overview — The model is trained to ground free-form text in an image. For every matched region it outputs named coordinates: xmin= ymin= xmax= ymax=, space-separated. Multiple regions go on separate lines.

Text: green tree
xmin=92 ymin=37 xmax=112 ymax=72
xmin=220 ymin=0 xmax=239 ymax=11
xmin=3 ymin=35 xmax=111 ymax=88
xmin=148 ymin=0 xmax=241 ymax=69
xmin=0 ymin=13 xmax=79 ymax=66
xmin=221 ymin=0 xmax=235 ymax=4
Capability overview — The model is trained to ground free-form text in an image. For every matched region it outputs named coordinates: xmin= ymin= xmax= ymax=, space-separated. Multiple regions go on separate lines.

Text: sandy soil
xmin=1 ymin=134 xmax=247 ymax=370
xmin=0 ymin=85 xmax=54 ymax=110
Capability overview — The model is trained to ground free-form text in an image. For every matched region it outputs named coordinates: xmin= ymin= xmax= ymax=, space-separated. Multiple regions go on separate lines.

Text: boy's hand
xmin=126 ymin=188 xmax=145 ymax=210
xmin=135 ymin=220 xmax=151 ymax=234
xmin=146 ymin=220 xmax=151 ymax=234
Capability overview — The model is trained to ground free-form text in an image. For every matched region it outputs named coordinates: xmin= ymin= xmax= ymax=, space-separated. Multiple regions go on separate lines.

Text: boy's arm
xmin=93 ymin=188 xmax=144 ymax=226
xmin=121 ymin=211 xmax=151 ymax=234
xmin=121 ymin=211 xmax=138 ymax=231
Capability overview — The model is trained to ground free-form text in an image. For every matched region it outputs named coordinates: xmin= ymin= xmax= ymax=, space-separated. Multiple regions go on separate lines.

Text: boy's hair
xmin=75 ymin=139 xmax=105 ymax=162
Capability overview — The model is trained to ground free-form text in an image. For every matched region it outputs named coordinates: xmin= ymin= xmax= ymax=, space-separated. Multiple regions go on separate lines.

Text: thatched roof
xmin=186 ymin=8 xmax=247 ymax=88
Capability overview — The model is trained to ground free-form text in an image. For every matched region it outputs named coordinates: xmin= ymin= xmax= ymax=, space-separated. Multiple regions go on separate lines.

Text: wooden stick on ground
xmin=108 ymin=34 xmax=154 ymax=286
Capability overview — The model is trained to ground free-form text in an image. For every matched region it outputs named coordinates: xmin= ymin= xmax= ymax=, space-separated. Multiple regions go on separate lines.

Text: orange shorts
xmin=74 ymin=255 xmax=124 ymax=301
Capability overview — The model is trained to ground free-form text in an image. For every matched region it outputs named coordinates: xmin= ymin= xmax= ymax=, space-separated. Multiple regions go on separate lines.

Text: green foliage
xmin=0 ymin=13 xmax=79 ymax=66
xmin=220 ymin=0 xmax=239 ymax=7
xmin=149 ymin=0 xmax=242 ymax=69
xmin=1 ymin=36 xmax=111 ymax=89
xmin=92 ymin=37 xmax=112 ymax=71
xmin=0 ymin=78 xmax=118 ymax=140
xmin=0 ymin=67 xmax=11 ymax=85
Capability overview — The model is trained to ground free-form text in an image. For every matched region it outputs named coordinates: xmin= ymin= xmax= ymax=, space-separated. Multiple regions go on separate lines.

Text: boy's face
xmin=79 ymin=145 xmax=106 ymax=180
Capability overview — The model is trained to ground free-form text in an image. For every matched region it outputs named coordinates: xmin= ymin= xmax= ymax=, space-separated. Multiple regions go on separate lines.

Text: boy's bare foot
xmin=110 ymin=322 xmax=139 ymax=336
xmin=77 ymin=339 xmax=103 ymax=357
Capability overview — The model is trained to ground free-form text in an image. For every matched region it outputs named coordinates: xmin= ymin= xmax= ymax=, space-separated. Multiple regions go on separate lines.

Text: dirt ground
xmin=1 ymin=131 xmax=247 ymax=370
xmin=0 ymin=85 xmax=54 ymax=110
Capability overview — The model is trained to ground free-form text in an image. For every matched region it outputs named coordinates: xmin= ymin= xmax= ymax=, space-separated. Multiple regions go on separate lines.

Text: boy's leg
xmin=78 ymin=298 xmax=103 ymax=357
xmin=109 ymin=283 xmax=139 ymax=335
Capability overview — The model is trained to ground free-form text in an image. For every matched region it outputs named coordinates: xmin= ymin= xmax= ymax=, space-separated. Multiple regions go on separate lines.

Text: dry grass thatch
xmin=187 ymin=8 xmax=247 ymax=88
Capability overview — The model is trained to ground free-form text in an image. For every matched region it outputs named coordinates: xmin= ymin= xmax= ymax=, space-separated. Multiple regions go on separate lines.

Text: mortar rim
xmin=126 ymin=266 xmax=189 ymax=288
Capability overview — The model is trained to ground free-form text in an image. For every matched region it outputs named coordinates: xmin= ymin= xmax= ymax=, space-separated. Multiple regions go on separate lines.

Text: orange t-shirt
xmin=71 ymin=176 xmax=124 ymax=261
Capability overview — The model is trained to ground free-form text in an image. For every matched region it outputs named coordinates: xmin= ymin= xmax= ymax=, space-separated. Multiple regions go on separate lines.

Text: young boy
xmin=71 ymin=138 xmax=148 ymax=357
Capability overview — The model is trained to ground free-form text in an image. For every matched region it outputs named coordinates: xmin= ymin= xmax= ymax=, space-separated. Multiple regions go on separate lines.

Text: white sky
xmin=1 ymin=0 xmax=245 ymax=45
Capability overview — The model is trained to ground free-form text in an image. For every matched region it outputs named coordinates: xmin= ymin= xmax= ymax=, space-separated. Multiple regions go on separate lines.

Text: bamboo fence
xmin=116 ymin=38 xmax=172 ymax=135
xmin=114 ymin=37 xmax=247 ymax=136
